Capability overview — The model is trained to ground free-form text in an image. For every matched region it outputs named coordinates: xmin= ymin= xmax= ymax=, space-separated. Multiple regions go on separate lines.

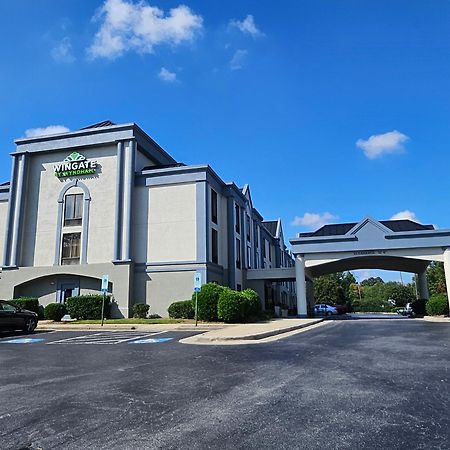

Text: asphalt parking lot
xmin=1 ymin=320 xmax=450 ymax=450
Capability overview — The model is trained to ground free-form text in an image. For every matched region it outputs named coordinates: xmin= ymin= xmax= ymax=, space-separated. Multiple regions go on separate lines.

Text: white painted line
xmin=48 ymin=330 xmax=168 ymax=345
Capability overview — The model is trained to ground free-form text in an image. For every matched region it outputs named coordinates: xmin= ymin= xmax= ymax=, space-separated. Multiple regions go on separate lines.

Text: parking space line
xmin=47 ymin=330 xmax=168 ymax=345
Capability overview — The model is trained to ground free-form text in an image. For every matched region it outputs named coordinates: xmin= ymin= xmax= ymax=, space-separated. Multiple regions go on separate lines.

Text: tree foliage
xmin=427 ymin=262 xmax=447 ymax=296
xmin=314 ymin=272 xmax=355 ymax=305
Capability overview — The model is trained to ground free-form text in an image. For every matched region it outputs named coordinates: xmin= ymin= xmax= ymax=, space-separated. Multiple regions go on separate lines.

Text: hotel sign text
xmin=54 ymin=152 xmax=97 ymax=178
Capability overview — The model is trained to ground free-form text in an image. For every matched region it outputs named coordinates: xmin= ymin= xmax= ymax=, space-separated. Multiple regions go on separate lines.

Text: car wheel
xmin=23 ymin=318 xmax=37 ymax=334
xmin=326 ymin=311 xmax=331 ymax=317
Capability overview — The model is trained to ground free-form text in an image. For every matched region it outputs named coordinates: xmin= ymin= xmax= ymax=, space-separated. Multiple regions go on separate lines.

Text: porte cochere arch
xmin=246 ymin=217 xmax=450 ymax=317
xmin=290 ymin=217 xmax=450 ymax=316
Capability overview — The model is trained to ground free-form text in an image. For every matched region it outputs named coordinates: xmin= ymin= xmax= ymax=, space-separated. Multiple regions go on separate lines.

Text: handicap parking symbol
xmin=0 ymin=338 xmax=44 ymax=344
xmin=129 ymin=337 xmax=173 ymax=344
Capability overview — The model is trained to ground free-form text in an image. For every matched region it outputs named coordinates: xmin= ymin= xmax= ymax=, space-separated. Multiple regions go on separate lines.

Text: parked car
xmin=397 ymin=303 xmax=414 ymax=316
xmin=0 ymin=300 xmax=38 ymax=333
xmin=314 ymin=303 xmax=338 ymax=316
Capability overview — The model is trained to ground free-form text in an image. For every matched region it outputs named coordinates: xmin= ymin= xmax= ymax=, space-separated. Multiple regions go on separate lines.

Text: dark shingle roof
xmin=299 ymin=219 xmax=434 ymax=238
xmin=80 ymin=120 xmax=116 ymax=130
xmin=263 ymin=220 xmax=278 ymax=237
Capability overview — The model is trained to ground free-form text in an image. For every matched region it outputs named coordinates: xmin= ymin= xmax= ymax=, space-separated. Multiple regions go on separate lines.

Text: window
xmin=255 ymin=225 xmax=259 ymax=248
xmin=246 ymin=214 xmax=251 ymax=241
xmin=236 ymin=284 xmax=242 ymax=291
xmin=247 ymin=246 xmax=251 ymax=269
xmin=235 ymin=238 xmax=241 ymax=269
xmin=64 ymin=194 xmax=83 ymax=226
xmin=211 ymin=189 xmax=218 ymax=224
xmin=235 ymin=204 xmax=240 ymax=233
xmin=263 ymin=239 xmax=266 ymax=258
xmin=61 ymin=233 xmax=81 ymax=265
xmin=268 ymin=243 xmax=272 ymax=262
xmin=211 ymin=228 xmax=218 ymax=264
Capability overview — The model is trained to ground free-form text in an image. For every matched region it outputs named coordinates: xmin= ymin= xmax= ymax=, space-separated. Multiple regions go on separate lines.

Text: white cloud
xmin=390 ymin=210 xmax=419 ymax=222
xmin=51 ymin=37 xmax=75 ymax=63
xmin=230 ymin=49 xmax=248 ymax=70
xmin=229 ymin=14 xmax=264 ymax=38
xmin=24 ymin=125 xmax=70 ymax=138
xmin=87 ymin=0 xmax=203 ymax=59
xmin=291 ymin=212 xmax=338 ymax=229
xmin=158 ymin=67 xmax=177 ymax=82
xmin=356 ymin=130 xmax=409 ymax=159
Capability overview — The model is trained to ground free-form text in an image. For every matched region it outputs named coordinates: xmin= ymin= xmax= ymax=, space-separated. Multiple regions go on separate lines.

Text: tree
xmin=361 ymin=277 xmax=384 ymax=287
xmin=314 ymin=272 xmax=354 ymax=305
xmin=427 ymin=262 xmax=447 ymax=296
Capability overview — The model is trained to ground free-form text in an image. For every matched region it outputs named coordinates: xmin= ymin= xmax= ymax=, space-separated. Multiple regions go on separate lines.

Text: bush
xmin=10 ymin=297 xmax=40 ymax=315
xmin=192 ymin=283 xmax=225 ymax=322
xmin=132 ymin=303 xmax=149 ymax=319
xmin=426 ymin=294 xmax=449 ymax=316
xmin=44 ymin=303 xmax=67 ymax=321
xmin=168 ymin=300 xmax=194 ymax=319
xmin=217 ymin=288 xmax=249 ymax=323
xmin=65 ymin=295 xmax=111 ymax=320
xmin=241 ymin=289 xmax=261 ymax=318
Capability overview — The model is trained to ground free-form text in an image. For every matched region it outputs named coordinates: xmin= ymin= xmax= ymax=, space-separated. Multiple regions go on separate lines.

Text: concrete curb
xmin=183 ymin=318 xmax=324 ymax=345
xmin=36 ymin=322 xmax=226 ymax=333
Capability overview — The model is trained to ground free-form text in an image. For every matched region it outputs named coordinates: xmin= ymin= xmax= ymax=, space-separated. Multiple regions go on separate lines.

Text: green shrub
xmin=65 ymin=294 xmax=111 ymax=320
xmin=241 ymin=289 xmax=261 ymax=318
xmin=192 ymin=283 xmax=225 ymax=322
xmin=44 ymin=303 xmax=67 ymax=321
xmin=426 ymin=294 xmax=449 ymax=316
xmin=10 ymin=297 xmax=40 ymax=315
xmin=132 ymin=303 xmax=150 ymax=319
xmin=217 ymin=288 xmax=249 ymax=323
xmin=168 ymin=300 xmax=194 ymax=319
xmin=37 ymin=305 xmax=45 ymax=320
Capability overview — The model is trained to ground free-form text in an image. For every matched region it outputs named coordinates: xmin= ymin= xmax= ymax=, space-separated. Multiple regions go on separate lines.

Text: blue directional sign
xmin=101 ymin=275 xmax=109 ymax=293
xmin=194 ymin=271 xmax=202 ymax=293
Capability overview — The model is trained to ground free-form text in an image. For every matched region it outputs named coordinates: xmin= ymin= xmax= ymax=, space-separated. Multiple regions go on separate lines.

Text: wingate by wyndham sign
xmin=54 ymin=152 xmax=98 ymax=178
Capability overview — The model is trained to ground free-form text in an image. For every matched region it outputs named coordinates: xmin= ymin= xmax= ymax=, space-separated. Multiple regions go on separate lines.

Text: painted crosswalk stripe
xmin=48 ymin=331 xmax=167 ymax=345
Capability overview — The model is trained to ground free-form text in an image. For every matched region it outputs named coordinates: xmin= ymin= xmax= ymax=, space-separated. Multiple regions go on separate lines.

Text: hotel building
xmin=0 ymin=121 xmax=296 ymax=317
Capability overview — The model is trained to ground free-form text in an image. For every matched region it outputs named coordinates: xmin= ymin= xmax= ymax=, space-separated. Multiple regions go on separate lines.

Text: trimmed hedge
xmin=66 ymin=294 xmax=111 ymax=320
xmin=217 ymin=288 xmax=248 ymax=323
xmin=133 ymin=303 xmax=150 ymax=319
xmin=426 ymin=294 xmax=449 ymax=316
xmin=44 ymin=303 xmax=67 ymax=321
xmin=192 ymin=283 xmax=225 ymax=322
xmin=168 ymin=300 xmax=194 ymax=319
xmin=10 ymin=297 xmax=40 ymax=315
xmin=242 ymin=289 xmax=261 ymax=318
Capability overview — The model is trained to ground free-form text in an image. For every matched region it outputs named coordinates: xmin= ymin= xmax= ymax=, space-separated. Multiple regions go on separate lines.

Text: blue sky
xmin=1 ymin=0 xmax=449 ymax=282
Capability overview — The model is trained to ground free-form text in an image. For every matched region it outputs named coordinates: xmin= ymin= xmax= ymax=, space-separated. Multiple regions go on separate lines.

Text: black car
xmin=0 ymin=300 xmax=38 ymax=333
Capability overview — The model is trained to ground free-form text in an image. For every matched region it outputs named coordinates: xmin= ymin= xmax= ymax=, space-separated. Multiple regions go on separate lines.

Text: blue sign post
xmin=101 ymin=275 xmax=109 ymax=326
xmin=194 ymin=272 xmax=202 ymax=326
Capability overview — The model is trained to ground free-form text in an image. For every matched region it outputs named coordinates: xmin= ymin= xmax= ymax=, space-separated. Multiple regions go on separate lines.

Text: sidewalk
xmin=180 ymin=318 xmax=325 ymax=345
xmin=422 ymin=316 xmax=450 ymax=323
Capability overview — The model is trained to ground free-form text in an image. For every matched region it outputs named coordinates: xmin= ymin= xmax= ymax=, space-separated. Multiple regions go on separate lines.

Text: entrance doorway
xmin=58 ymin=281 xmax=80 ymax=303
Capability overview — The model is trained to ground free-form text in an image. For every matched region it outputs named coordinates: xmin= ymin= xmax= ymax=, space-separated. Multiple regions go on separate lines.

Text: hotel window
xmin=268 ymin=244 xmax=272 ymax=262
xmin=211 ymin=228 xmax=218 ymax=264
xmin=247 ymin=246 xmax=251 ymax=269
xmin=246 ymin=214 xmax=251 ymax=241
xmin=64 ymin=194 xmax=83 ymax=226
xmin=235 ymin=238 xmax=241 ymax=269
xmin=211 ymin=189 xmax=218 ymax=224
xmin=61 ymin=233 xmax=81 ymax=265
xmin=255 ymin=225 xmax=259 ymax=248
xmin=235 ymin=204 xmax=240 ymax=233
xmin=262 ymin=238 xmax=266 ymax=258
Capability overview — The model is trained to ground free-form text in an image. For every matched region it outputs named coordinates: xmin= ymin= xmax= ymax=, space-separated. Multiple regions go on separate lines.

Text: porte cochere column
xmin=443 ymin=249 xmax=450 ymax=311
xmin=295 ymin=254 xmax=308 ymax=317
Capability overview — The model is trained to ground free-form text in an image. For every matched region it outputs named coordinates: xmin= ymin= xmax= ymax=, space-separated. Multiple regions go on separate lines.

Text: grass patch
xmin=66 ymin=318 xmax=192 ymax=325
